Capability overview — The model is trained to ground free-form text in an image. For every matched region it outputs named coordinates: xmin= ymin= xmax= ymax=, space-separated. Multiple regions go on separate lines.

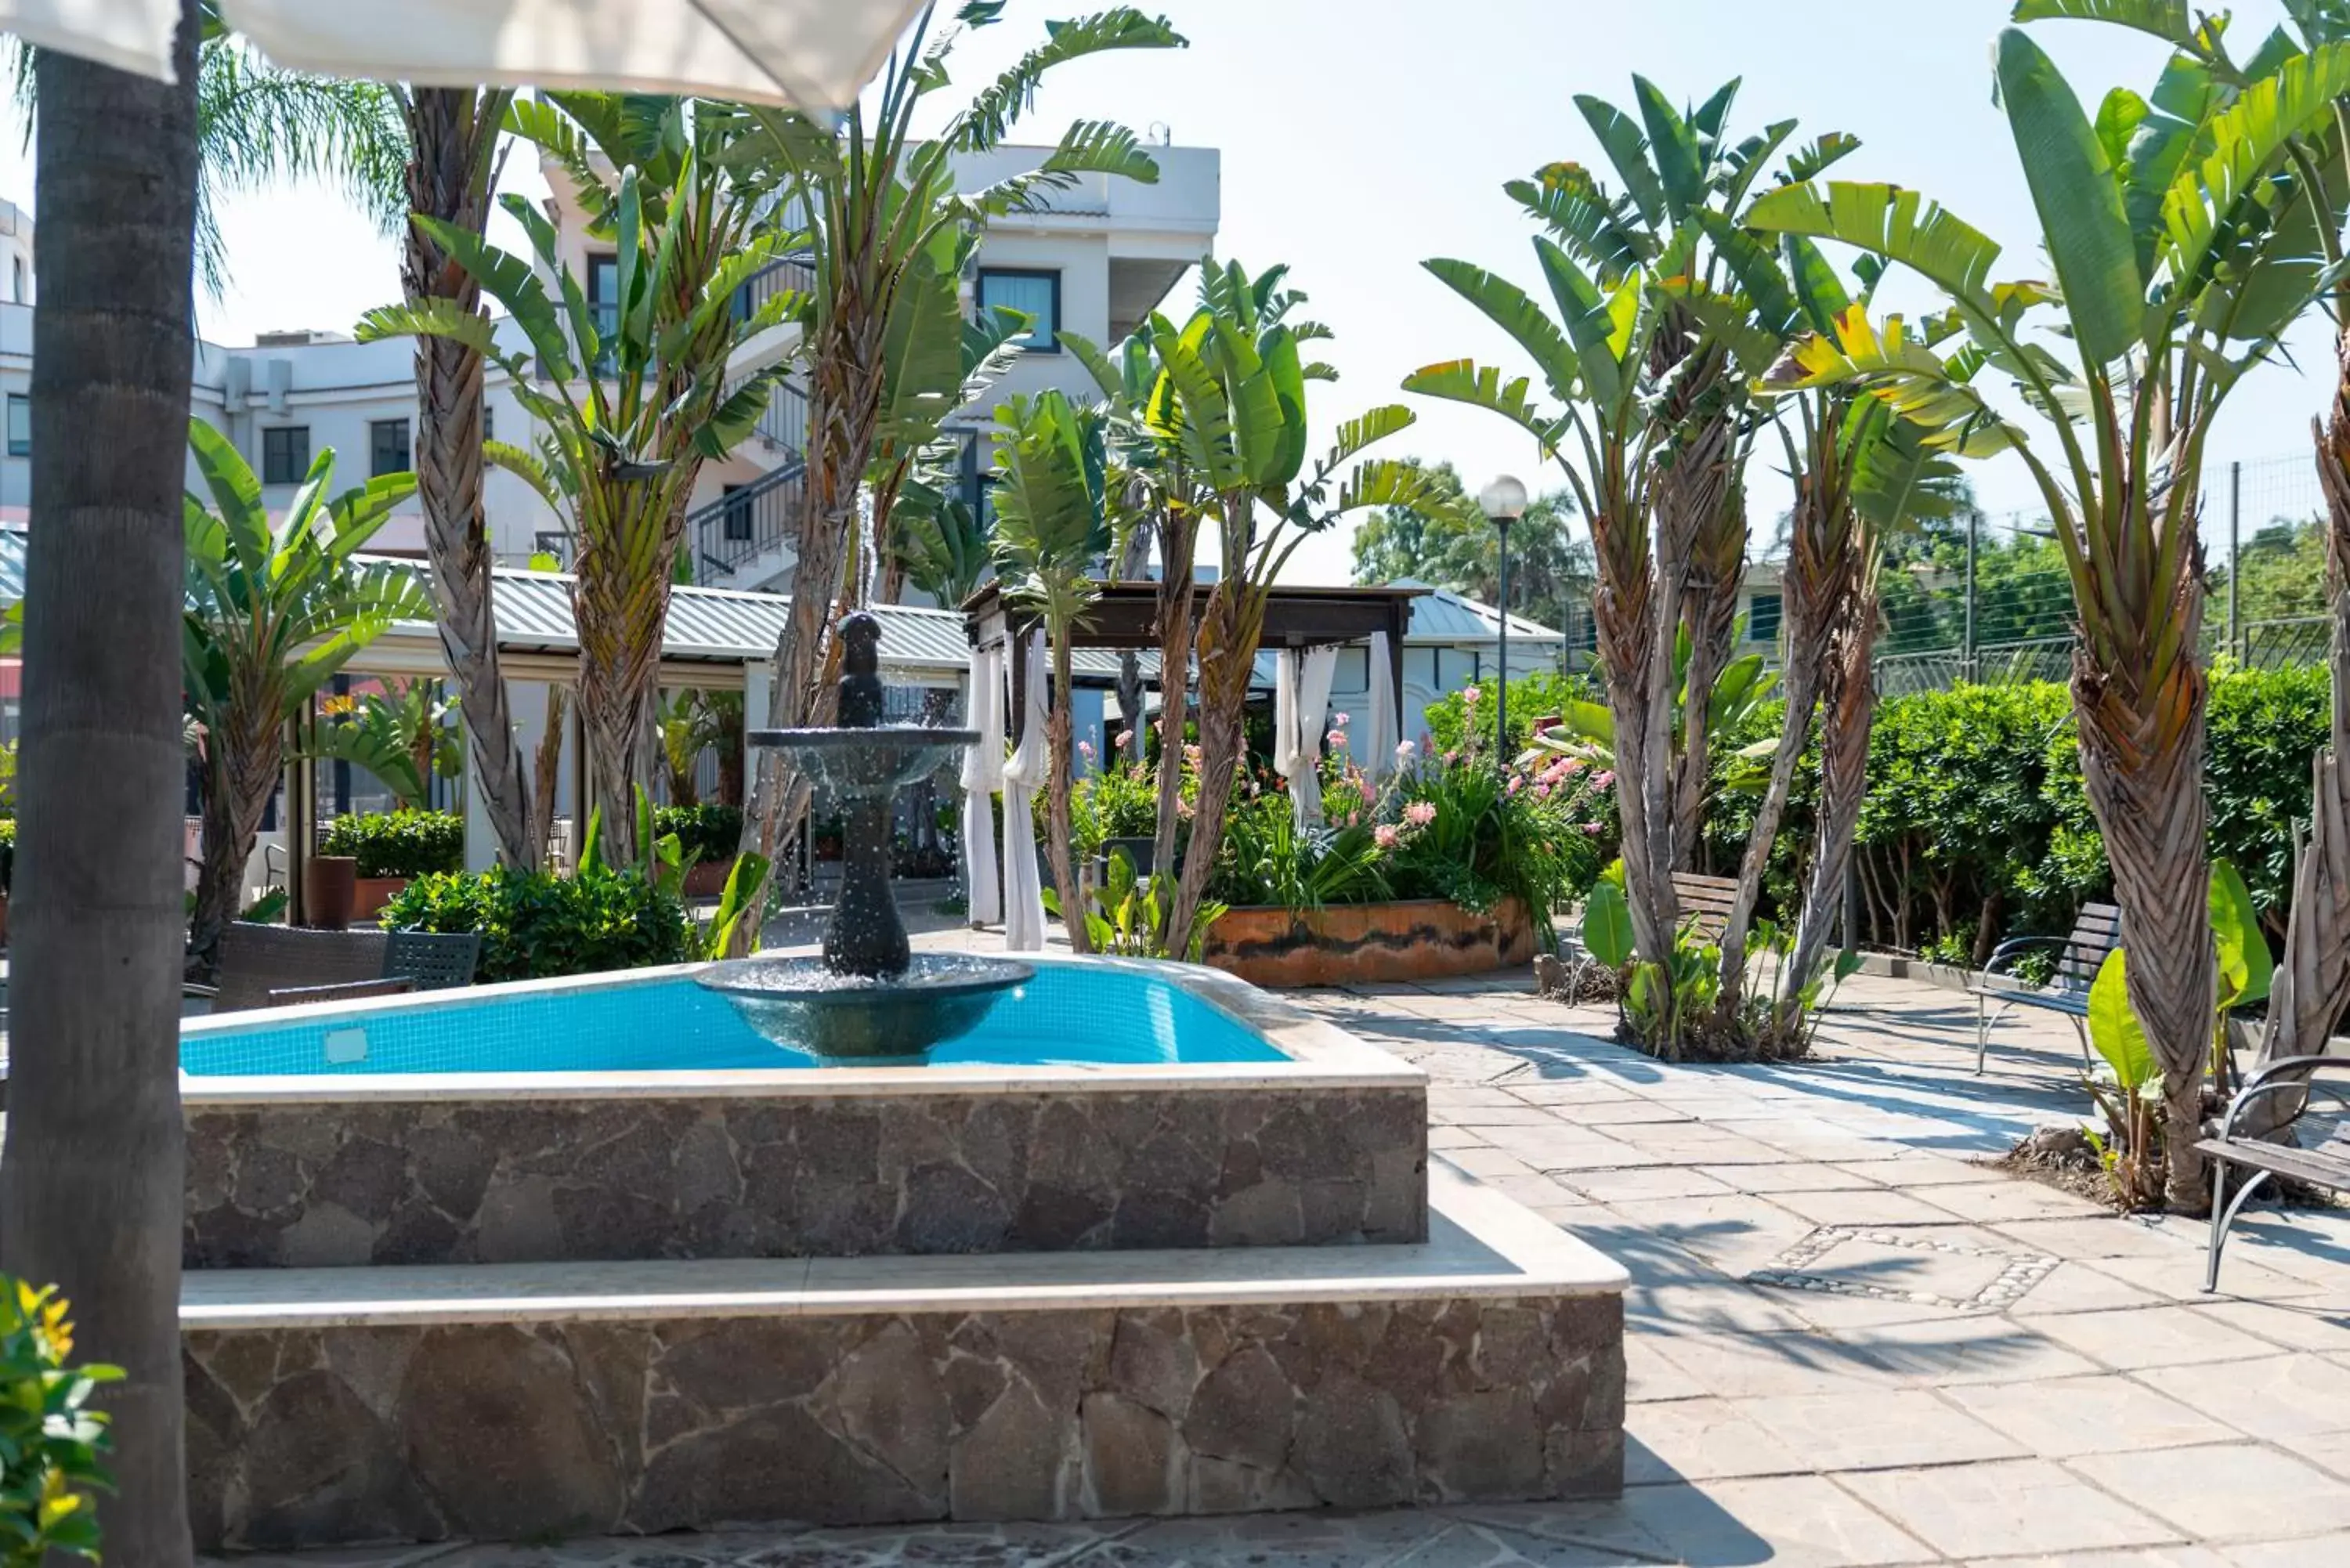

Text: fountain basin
xmin=179 ymin=957 xmax=1429 ymax=1268
xmin=697 ymin=952 xmax=1033 ymax=1062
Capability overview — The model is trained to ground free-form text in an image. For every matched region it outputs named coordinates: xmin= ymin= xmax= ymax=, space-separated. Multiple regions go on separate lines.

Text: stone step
xmin=182 ymin=1164 xmax=1629 ymax=1551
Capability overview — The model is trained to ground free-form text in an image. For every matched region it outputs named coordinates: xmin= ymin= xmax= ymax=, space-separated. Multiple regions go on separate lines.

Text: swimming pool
xmin=180 ymin=961 xmax=1286 ymax=1077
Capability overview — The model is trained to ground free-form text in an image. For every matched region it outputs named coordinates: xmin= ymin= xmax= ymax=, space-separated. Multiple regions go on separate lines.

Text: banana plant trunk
xmin=404 ymin=86 xmax=538 ymax=870
xmin=574 ymin=484 xmax=696 ymax=869
xmin=1784 ymin=565 xmax=1881 ymax=1010
xmin=1166 ymin=569 xmax=1252 ymax=959
xmin=1046 ymin=634 xmax=1092 ymax=954
xmin=2245 ymin=404 xmax=2350 ymax=1137
xmin=739 ymin=296 xmax=888 ymax=948
xmin=0 ymin=9 xmax=201 ymax=1563
xmin=190 ymin=699 xmax=289 ymax=971
xmin=2075 ymin=607 xmax=2214 ymax=1212
xmin=1673 ymin=479 xmax=1746 ymax=870
xmin=1151 ymin=512 xmax=1199 ymax=879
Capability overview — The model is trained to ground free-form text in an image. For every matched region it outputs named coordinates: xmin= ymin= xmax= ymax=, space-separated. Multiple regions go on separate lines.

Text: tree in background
xmin=313 ymin=679 xmax=461 ymax=811
xmin=1348 ymin=457 xmax=1593 ymax=633
xmin=182 ymin=423 xmax=428 ymax=963
xmin=731 ymin=2 xmax=1182 ymax=942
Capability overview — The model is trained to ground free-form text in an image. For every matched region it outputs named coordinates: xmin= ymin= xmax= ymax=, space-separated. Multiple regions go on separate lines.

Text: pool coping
xmin=179 ymin=1164 xmax=1623 ymax=1329
xmin=176 ymin=953 xmax=1425 ymax=1106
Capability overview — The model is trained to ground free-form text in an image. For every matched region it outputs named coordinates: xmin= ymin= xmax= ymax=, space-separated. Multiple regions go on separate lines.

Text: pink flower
xmin=1582 ymin=822 xmax=1606 ymax=836
xmin=1507 ymin=775 xmax=1524 ymax=795
xmin=1462 ymin=685 xmax=1482 ymax=706
xmin=1332 ymin=711 xmax=1350 ymax=727
xmin=1177 ymin=799 xmax=1195 ymax=819
xmin=1374 ymin=824 xmax=1401 ymax=850
xmin=1326 ymin=728 xmax=1348 ymax=749
xmin=1405 ymin=801 xmax=1437 ymax=827
xmin=1535 ymin=782 xmax=1552 ymax=800
xmin=1592 ymin=770 xmax=1615 ymax=790
xmin=1443 ymin=750 xmax=1459 ymax=765
xmin=1114 ymin=730 xmax=1133 ymax=750
xmin=1561 ymin=757 xmax=1586 ymax=776
xmin=1395 ymin=740 xmax=1416 ymax=762
xmin=1078 ymin=739 xmax=1095 ymax=761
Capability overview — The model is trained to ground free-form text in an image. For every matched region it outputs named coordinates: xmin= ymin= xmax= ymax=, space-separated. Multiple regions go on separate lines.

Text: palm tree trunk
xmin=0 ymin=9 xmax=201 ymax=1563
xmin=1166 ymin=576 xmax=1250 ymax=958
xmin=1046 ymin=636 xmax=1091 ymax=954
xmin=1151 ymin=513 xmax=1198 ymax=879
xmin=574 ymin=485 xmax=694 ymax=869
xmin=1587 ymin=471 xmax=1676 ymax=973
xmin=189 ymin=706 xmax=284 ymax=971
xmin=534 ymin=684 xmax=570 ymax=857
xmin=403 ymin=87 xmax=537 ymax=869
xmin=1784 ymin=563 xmax=1881 ymax=1012
xmin=2251 ymin=384 xmax=2350 ymax=1118
xmin=1673 ymin=479 xmax=1746 ymax=869
xmin=2077 ymin=608 xmax=2214 ymax=1212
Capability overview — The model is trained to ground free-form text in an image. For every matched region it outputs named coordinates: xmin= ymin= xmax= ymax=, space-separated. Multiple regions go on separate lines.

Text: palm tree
xmin=0 ymin=7 xmax=202 ymax=1561
xmin=1146 ymin=264 xmax=1447 ymax=956
xmin=182 ymin=422 xmax=428 ymax=963
xmin=400 ymin=85 xmax=540 ymax=869
xmin=364 ymin=96 xmax=795 ymax=867
xmin=729 ymin=2 xmax=1183 ymax=939
xmin=989 ymin=392 xmax=1112 ymax=952
xmin=1750 ymin=30 xmax=2350 ymax=1203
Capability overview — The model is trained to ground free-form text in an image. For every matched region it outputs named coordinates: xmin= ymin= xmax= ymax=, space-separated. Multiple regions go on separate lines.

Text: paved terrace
xmin=203 ymin=969 xmax=2350 ymax=1567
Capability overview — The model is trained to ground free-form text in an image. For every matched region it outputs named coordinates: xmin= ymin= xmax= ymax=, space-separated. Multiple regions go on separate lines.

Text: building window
xmin=9 ymin=256 xmax=23 ymax=305
xmin=976 ymin=268 xmax=1061 ymax=352
xmin=1748 ymin=591 xmax=1784 ymax=645
xmin=533 ymin=531 xmax=570 ymax=568
xmin=721 ymin=482 xmax=753 ymax=542
xmin=1332 ymin=645 xmax=1371 ymax=695
xmin=370 ymin=417 xmax=410 ymax=479
xmin=483 ymin=403 xmax=494 ymax=443
xmin=262 ymin=425 xmax=310 ymax=485
xmin=5 ymin=394 xmax=27 ymax=458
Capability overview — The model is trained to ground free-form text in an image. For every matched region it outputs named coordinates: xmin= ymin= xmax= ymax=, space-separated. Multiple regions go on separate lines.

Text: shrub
xmin=653 ymin=803 xmax=744 ymax=868
xmin=320 ymin=810 xmax=465 ymax=880
xmin=0 ymin=817 xmax=13 ymax=894
xmin=0 ymin=1277 xmax=118 ymax=1566
xmin=380 ymin=865 xmax=691 ymax=981
xmin=1424 ymin=669 xmax=1597 ymax=758
xmin=1066 ymin=760 xmax=1158 ymax=858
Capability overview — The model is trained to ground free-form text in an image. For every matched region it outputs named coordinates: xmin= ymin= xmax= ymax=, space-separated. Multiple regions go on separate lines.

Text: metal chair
xmin=1967 ymin=902 xmax=2122 ymax=1075
xmin=382 ymin=929 xmax=483 ymax=992
xmin=2199 ymin=1055 xmax=2350 ymax=1293
xmin=200 ymin=923 xmax=390 ymax=1013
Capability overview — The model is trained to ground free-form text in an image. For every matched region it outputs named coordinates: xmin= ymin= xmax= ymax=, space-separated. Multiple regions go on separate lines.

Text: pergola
xmin=960 ymin=580 xmax=1426 ymax=742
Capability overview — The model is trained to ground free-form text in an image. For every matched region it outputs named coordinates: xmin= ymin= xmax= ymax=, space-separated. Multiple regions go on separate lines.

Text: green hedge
xmin=320 ymin=810 xmax=465 ymax=880
xmin=653 ymin=804 xmax=744 ymax=867
xmin=379 ymin=866 xmax=690 ymax=982
xmin=1695 ymin=666 xmax=2330 ymax=961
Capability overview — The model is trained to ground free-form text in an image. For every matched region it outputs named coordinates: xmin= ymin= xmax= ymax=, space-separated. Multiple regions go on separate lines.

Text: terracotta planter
xmin=1202 ymin=897 xmax=1535 ymax=988
xmin=683 ymin=860 xmax=732 ymax=899
xmin=352 ymin=876 xmax=411 ymax=922
xmin=302 ymin=855 xmax=358 ymax=931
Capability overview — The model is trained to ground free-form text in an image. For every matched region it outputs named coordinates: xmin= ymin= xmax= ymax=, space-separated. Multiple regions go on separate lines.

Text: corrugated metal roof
xmin=1395 ymin=580 xmax=1560 ymax=643
xmin=0 ymin=527 xmax=21 ymax=605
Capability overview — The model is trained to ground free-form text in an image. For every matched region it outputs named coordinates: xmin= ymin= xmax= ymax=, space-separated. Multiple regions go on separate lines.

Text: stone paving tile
xmin=2004 ymin=1262 xmax=2167 ymax=1317
xmin=2066 ymin=1442 xmax=2350 ymax=1542
xmin=1708 ymin=1160 xmax=1874 ymax=1194
xmin=1558 ymin=1165 xmax=1739 ymax=1204
xmin=1077 ymin=1512 xmax=1451 ymax=1566
xmin=1832 ymin=1158 xmax=1998 ymax=1189
xmin=1940 ymin=1375 xmax=2239 ymax=1458
xmin=1773 ymin=1187 xmax=1986 ymax=1228
xmin=2025 ymin=1305 xmax=2295 ymax=1371
xmin=1916 ymin=1181 xmax=2112 ymax=1224
xmin=1379 ymin=1522 xmax=1649 ymax=1566
xmin=1730 ymin=1388 xmax=2027 ymax=1471
xmin=1828 ymin=1316 xmax=2101 ymax=1386
xmin=2221 ymin=1536 xmax=2350 ymax=1566
xmin=1622 ymin=1394 xmax=1817 ymax=1484
xmin=1958 ymin=1548 xmax=2232 ymax=1567
xmin=1990 ymin=1216 xmax=2198 ymax=1260
xmin=1638 ymin=1326 xmax=1905 ymax=1397
xmin=2133 ymin=1352 xmax=2350 ymax=1442
xmin=2086 ymin=1252 xmax=2334 ymax=1304
xmin=1838 ymin=1458 xmax=2186 ymax=1559
xmin=1465 ymin=1476 xmax=1939 ymax=1566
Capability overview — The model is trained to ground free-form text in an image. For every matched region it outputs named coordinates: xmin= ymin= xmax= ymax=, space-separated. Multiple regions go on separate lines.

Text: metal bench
xmin=1671 ymin=872 xmax=1738 ymax=945
xmin=2197 ymin=1055 xmax=2350 ymax=1292
xmin=1968 ymin=901 xmax=2120 ymax=1075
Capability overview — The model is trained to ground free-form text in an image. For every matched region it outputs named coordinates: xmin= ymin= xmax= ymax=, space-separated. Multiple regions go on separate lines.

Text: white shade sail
xmin=2 ymin=0 xmax=931 ymax=114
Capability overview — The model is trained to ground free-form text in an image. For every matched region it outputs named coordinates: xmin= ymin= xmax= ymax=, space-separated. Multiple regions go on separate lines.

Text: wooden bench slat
xmin=2195 ymin=1136 xmax=2350 ymax=1190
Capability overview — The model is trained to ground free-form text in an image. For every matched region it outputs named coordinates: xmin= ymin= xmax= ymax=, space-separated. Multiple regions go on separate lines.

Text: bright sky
xmin=0 ymin=0 xmax=2333 ymax=585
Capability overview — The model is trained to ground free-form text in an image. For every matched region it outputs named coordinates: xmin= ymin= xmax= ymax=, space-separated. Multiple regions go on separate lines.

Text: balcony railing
xmin=692 ymin=457 xmax=805 ymax=586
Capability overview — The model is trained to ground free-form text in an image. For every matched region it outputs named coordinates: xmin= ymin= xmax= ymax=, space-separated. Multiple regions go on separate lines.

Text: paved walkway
xmin=204 ymin=970 xmax=2350 ymax=1566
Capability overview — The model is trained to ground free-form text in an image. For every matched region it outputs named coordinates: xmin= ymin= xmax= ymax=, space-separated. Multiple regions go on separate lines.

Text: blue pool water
xmin=180 ymin=964 xmax=1286 ymax=1076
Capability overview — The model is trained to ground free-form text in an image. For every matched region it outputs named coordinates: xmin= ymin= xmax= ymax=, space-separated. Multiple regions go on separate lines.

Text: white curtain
xmin=958 ymin=644 xmax=1004 ymax=927
xmin=5 ymin=1 xmax=931 ymax=113
xmin=1000 ymin=633 xmax=1050 ymax=952
xmin=1365 ymin=631 xmax=1402 ymax=779
xmin=1274 ymin=645 xmax=1343 ymax=829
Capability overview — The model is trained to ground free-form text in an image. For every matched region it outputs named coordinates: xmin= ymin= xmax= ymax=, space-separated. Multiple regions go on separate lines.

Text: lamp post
xmin=1477 ymin=474 xmax=1529 ymax=763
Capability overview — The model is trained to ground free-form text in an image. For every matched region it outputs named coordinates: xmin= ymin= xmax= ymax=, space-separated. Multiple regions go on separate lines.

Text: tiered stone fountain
xmin=174 ymin=621 xmax=1629 ymax=1552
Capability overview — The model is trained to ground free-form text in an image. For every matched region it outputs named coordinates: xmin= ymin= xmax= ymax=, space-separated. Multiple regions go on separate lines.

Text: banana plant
xmin=989 ymin=391 xmax=1114 ymax=954
xmin=1748 ymin=27 xmax=2350 ymax=1204
xmin=311 ymin=680 xmax=460 ymax=811
xmin=727 ymin=4 xmax=1184 ymax=947
xmin=360 ymin=95 xmax=799 ymax=869
xmin=1147 ymin=262 xmax=1450 ymax=958
xmin=182 ymin=420 xmax=428 ymax=968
